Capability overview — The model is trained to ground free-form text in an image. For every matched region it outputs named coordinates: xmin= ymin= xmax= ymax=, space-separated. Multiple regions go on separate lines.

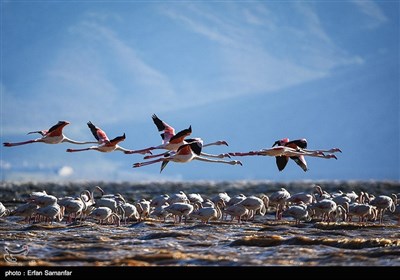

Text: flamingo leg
xmin=3 ymin=139 xmax=40 ymax=147
xmin=66 ymin=148 xmax=92 ymax=152
xmin=229 ymin=151 xmax=259 ymax=157
xmin=133 ymin=158 xmax=165 ymax=168
xmin=200 ymin=152 xmax=231 ymax=159
xmin=126 ymin=147 xmax=156 ymax=155
xmin=143 ymin=151 xmax=169 ymax=159
xmin=193 ymin=156 xmax=243 ymax=165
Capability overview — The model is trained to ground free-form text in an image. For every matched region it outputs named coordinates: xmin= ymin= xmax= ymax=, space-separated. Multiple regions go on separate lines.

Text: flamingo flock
xmin=3 ymin=116 xmax=341 ymax=173
xmin=0 ymin=185 xmax=398 ymax=226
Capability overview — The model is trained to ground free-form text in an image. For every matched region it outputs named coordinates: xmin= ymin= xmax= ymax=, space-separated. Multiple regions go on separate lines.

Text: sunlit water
xmin=0 ymin=181 xmax=399 ymax=266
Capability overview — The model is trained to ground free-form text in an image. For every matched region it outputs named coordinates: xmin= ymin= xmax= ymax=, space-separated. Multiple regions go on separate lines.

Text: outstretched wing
xmin=287 ymin=139 xmax=308 ymax=149
xmin=27 ymin=130 xmax=47 ymax=136
xmin=109 ymin=133 xmax=126 ymax=146
xmin=87 ymin=121 xmax=109 ymax=143
xmin=188 ymin=139 xmax=203 ymax=156
xmin=290 ymin=156 xmax=308 ymax=172
xmin=152 ymin=114 xmax=175 ymax=143
xmin=275 ymin=156 xmax=289 ymax=171
xmin=169 ymin=126 xmax=192 ymax=144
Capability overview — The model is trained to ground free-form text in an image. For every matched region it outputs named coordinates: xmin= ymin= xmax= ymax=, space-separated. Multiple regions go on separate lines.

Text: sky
xmin=0 ymin=0 xmax=399 ymax=182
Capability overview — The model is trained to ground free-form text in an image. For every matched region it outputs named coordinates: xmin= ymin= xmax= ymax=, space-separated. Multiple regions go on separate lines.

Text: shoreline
xmin=1 ymin=180 xmax=399 ymax=203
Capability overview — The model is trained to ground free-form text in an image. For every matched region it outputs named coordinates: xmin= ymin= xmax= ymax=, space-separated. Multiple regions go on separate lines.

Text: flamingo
xmin=269 ymin=188 xmax=291 ymax=220
xmin=223 ymin=203 xmax=249 ymax=223
xmin=10 ymin=203 xmax=38 ymax=223
xmin=150 ymin=194 xmax=170 ymax=208
xmin=283 ymin=203 xmax=311 ymax=225
xmin=150 ymin=202 xmax=172 ymax=222
xmin=211 ymin=192 xmax=231 ymax=205
xmin=132 ymin=139 xmax=242 ymax=172
xmin=369 ymin=194 xmax=396 ymax=224
xmin=346 ymin=203 xmax=377 ymax=223
xmin=120 ymin=202 xmax=140 ymax=223
xmin=191 ymin=201 xmax=224 ymax=223
xmin=309 ymin=199 xmax=337 ymax=223
xmin=187 ymin=193 xmax=204 ymax=205
xmin=226 ymin=194 xmax=247 ymax=206
xmin=165 ymin=202 xmax=194 ymax=224
xmin=229 ymin=145 xmax=326 ymax=158
xmin=138 ymin=114 xmax=230 ymax=159
xmin=229 ymin=139 xmax=339 ymax=171
xmin=3 ymin=121 xmax=98 ymax=147
xmin=89 ymin=206 xmax=120 ymax=226
xmin=239 ymin=195 xmax=268 ymax=220
xmin=35 ymin=203 xmax=64 ymax=224
xmin=27 ymin=192 xmax=58 ymax=207
xmin=58 ymin=190 xmax=90 ymax=223
xmin=272 ymin=138 xmax=342 ymax=172
xmin=313 ymin=185 xmax=331 ymax=202
xmin=272 ymin=138 xmax=309 ymax=171
xmin=167 ymin=191 xmax=189 ymax=204
xmin=287 ymin=192 xmax=314 ymax=205
xmin=66 ymin=121 xmax=150 ymax=154
xmin=136 ymin=199 xmax=151 ymax=221
xmin=0 ymin=202 xmax=9 ymax=217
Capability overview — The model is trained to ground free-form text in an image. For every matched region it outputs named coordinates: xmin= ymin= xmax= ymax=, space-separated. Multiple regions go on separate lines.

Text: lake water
xmin=0 ymin=180 xmax=399 ymax=268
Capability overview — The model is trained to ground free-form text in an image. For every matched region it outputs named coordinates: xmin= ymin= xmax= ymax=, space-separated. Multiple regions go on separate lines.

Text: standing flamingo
xmin=3 ymin=121 xmax=98 ymax=147
xmin=0 ymin=202 xmax=9 ymax=217
xmin=66 ymin=121 xmax=150 ymax=154
xmin=137 ymin=114 xmax=230 ymax=159
xmin=132 ymin=139 xmax=242 ymax=172
xmin=269 ymin=188 xmax=291 ymax=220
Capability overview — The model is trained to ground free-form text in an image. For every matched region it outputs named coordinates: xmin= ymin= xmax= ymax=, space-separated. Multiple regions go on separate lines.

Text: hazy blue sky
xmin=1 ymin=0 xmax=399 ymax=182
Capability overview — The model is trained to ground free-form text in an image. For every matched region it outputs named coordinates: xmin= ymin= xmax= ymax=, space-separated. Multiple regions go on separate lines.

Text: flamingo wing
xmin=45 ymin=121 xmax=69 ymax=137
xmin=176 ymin=143 xmax=193 ymax=155
xmin=188 ymin=140 xmax=203 ymax=156
xmin=87 ymin=121 xmax=109 ymax=143
xmin=275 ymin=156 xmax=289 ymax=171
xmin=160 ymin=160 xmax=169 ymax=173
xmin=109 ymin=133 xmax=126 ymax=146
xmin=169 ymin=126 xmax=192 ymax=144
xmin=290 ymin=155 xmax=308 ymax=172
xmin=287 ymin=139 xmax=308 ymax=149
xmin=27 ymin=130 xmax=48 ymax=136
xmin=152 ymin=114 xmax=175 ymax=143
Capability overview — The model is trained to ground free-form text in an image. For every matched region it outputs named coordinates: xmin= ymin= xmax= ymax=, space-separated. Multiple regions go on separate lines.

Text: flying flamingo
xmin=66 ymin=121 xmax=150 ymax=154
xmin=3 ymin=121 xmax=98 ymax=147
xmin=229 ymin=145 xmax=325 ymax=158
xmin=132 ymin=139 xmax=242 ymax=172
xmin=272 ymin=138 xmax=309 ymax=172
xmin=228 ymin=140 xmax=339 ymax=171
xmin=136 ymin=114 xmax=230 ymax=159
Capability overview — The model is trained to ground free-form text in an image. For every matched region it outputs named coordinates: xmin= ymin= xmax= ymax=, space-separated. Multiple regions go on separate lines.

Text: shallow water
xmin=0 ymin=180 xmax=399 ymax=267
